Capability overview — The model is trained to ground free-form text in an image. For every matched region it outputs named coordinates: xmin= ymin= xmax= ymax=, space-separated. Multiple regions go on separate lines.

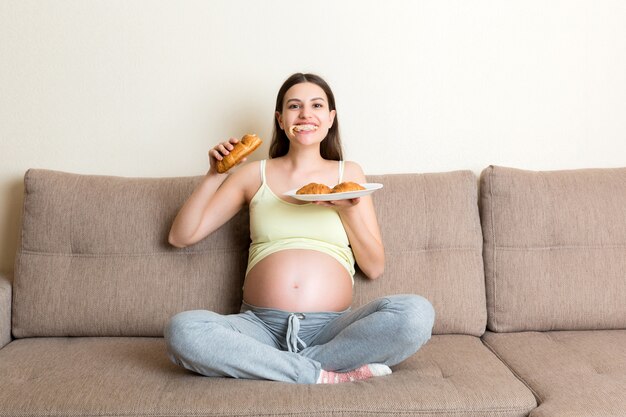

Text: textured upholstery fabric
xmin=13 ymin=169 xmax=250 ymax=337
xmin=0 ymin=273 xmax=11 ymax=349
xmin=358 ymin=172 xmax=486 ymax=336
xmin=13 ymin=169 xmax=486 ymax=337
xmin=0 ymin=335 xmax=535 ymax=417
xmin=480 ymin=165 xmax=626 ymax=332
xmin=483 ymin=330 xmax=626 ymax=417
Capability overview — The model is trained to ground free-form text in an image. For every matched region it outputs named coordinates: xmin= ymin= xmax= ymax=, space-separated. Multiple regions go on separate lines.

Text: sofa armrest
xmin=0 ymin=272 xmax=12 ymax=349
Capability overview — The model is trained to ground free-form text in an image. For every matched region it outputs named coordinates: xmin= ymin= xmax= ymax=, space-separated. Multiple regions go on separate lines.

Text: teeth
xmin=291 ymin=124 xmax=318 ymax=133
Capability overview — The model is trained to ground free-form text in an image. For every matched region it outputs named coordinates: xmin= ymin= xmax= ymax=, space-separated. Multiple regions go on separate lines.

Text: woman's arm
xmin=168 ymin=138 xmax=254 ymax=248
xmin=315 ymin=162 xmax=385 ymax=279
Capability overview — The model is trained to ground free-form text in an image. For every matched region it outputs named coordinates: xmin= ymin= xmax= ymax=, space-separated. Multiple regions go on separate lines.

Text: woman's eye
xmin=288 ymin=104 xmax=300 ymax=109
xmin=313 ymin=103 xmax=323 ymax=108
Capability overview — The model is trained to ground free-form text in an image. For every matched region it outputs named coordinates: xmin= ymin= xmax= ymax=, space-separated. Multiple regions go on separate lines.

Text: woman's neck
xmin=282 ymin=146 xmax=327 ymax=172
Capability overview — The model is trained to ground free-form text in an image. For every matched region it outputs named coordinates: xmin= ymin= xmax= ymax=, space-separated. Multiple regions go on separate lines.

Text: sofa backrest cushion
xmin=480 ymin=165 xmax=626 ymax=332
xmin=13 ymin=169 xmax=250 ymax=337
xmin=13 ymin=168 xmax=486 ymax=337
xmin=360 ymin=172 xmax=486 ymax=336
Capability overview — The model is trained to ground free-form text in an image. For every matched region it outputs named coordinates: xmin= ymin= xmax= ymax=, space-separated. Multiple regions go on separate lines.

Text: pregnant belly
xmin=243 ymin=249 xmax=353 ymax=312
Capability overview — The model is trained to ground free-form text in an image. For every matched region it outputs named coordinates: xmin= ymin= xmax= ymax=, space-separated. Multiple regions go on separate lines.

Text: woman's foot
xmin=316 ymin=364 xmax=392 ymax=384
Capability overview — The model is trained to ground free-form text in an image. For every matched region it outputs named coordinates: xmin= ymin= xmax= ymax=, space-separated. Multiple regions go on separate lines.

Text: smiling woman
xmin=269 ymin=74 xmax=342 ymax=161
xmin=163 ymin=72 xmax=435 ymax=384
xmin=276 ymin=83 xmax=335 ymax=150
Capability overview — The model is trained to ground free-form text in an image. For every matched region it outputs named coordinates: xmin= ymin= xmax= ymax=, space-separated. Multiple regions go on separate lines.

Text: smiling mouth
xmin=290 ymin=124 xmax=318 ymax=134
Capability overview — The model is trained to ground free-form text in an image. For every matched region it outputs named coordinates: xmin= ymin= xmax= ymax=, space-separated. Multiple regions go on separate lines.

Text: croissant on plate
xmin=331 ymin=182 xmax=366 ymax=193
xmin=296 ymin=183 xmax=332 ymax=195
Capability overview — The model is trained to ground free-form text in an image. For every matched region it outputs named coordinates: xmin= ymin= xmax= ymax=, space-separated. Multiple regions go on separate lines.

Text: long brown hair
xmin=269 ymin=73 xmax=343 ymax=161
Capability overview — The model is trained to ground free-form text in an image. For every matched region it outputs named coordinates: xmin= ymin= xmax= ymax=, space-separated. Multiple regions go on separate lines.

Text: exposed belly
xmin=243 ymin=249 xmax=353 ymax=312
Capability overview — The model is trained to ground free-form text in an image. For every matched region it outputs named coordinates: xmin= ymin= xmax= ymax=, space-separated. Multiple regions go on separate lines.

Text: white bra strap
xmin=338 ymin=160 xmax=345 ymax=183
xmin=260 ymin=159 xmax=267 ymax=184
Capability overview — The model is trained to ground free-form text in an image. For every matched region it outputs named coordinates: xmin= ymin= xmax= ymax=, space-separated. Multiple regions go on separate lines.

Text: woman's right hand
xmin=208 ymin=137 xmax=239 ymax=175
xmin=171 ymin=137 xmax=250 ymax=247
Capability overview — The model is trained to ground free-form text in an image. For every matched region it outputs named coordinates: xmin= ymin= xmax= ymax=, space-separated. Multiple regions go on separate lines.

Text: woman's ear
xmin=275 ymin=111 xmax=284 ymax=130
xmin=329 ymin=109 xmax=336 ymax=128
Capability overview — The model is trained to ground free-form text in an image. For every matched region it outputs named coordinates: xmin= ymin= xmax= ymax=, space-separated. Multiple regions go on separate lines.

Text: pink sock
xmin=316 ymin=364 xmax=392 ymax=384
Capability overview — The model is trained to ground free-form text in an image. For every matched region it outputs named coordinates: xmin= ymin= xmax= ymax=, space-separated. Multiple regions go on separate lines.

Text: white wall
xmin=1 ymin=0 xmax=625 ymax=273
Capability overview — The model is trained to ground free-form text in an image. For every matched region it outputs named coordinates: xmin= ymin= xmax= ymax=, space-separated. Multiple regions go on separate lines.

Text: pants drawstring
xmin=286 ymin=313 xmax=307 ymax=353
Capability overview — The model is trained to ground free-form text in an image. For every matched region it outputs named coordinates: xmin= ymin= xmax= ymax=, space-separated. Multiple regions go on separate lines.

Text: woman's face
xmin=276 ymin=82 xmax=336 ymax=146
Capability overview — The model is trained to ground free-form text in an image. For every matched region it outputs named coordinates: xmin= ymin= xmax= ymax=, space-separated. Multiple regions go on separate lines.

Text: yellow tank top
xmin=246 ymin=160 xmax=356 ymax=281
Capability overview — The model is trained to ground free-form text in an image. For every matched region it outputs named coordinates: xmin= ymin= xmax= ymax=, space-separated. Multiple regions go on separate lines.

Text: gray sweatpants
xmin=164 ymin=294 xmax=435 ymax=384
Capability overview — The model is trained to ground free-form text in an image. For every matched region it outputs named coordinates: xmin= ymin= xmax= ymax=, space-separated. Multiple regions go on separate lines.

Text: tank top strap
xmin=260 ymin=159 xmax=267 ymax=184
xmin=338 ymin=160 xmax=345 ymax=183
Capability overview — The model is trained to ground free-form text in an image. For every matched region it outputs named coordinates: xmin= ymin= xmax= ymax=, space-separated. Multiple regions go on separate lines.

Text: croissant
xmin=331 ymin=182 xmax=366 ymax=193
xmin=216 ymin=134 xmax=263 ymax=174
xmin=296 ymin=183 xmax=332 ymax=195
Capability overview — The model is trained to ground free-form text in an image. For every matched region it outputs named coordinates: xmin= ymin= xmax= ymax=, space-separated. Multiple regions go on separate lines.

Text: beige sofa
xmin=0 ymin=165 xmax=624 ymax=416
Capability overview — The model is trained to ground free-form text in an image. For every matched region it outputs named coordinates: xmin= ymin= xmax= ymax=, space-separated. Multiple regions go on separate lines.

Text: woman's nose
xmin=299 ymin=107 xmax=311 ymax=118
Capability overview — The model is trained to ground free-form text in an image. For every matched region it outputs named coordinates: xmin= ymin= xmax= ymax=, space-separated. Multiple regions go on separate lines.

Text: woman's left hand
xmin=313 ymin=198 xmax=360 ymax=211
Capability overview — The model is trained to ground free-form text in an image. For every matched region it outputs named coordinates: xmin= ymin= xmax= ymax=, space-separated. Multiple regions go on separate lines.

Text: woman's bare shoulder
xmin=343 ymin=160 xmax=367 ymax=182
xmin=222 ymin=160 xmax=263 ymax=199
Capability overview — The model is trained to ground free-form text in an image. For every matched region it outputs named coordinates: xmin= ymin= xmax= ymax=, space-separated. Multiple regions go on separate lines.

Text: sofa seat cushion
xmin=483 ymin=330 xmax=626 ymax=417
xmin=0 ymin=336 xmax=535 ymax=417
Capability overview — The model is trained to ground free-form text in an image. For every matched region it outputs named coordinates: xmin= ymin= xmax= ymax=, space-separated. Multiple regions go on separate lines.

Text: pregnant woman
xmin=165 ymin=72 xmax=435 ymax=384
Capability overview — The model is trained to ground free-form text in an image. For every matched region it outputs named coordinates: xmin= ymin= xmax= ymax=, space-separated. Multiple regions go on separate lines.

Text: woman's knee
xmin=402 ymin=295 xmax=435 ymax=325
xmin=164 ymin=310 xmax=222 ymax=356
xmin=384 ymin=294 xmax=436 ymax=344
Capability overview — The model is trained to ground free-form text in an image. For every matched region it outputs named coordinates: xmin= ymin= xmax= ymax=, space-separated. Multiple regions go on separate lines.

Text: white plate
xmin=284 ymin=183 xmax=383 ymax=201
